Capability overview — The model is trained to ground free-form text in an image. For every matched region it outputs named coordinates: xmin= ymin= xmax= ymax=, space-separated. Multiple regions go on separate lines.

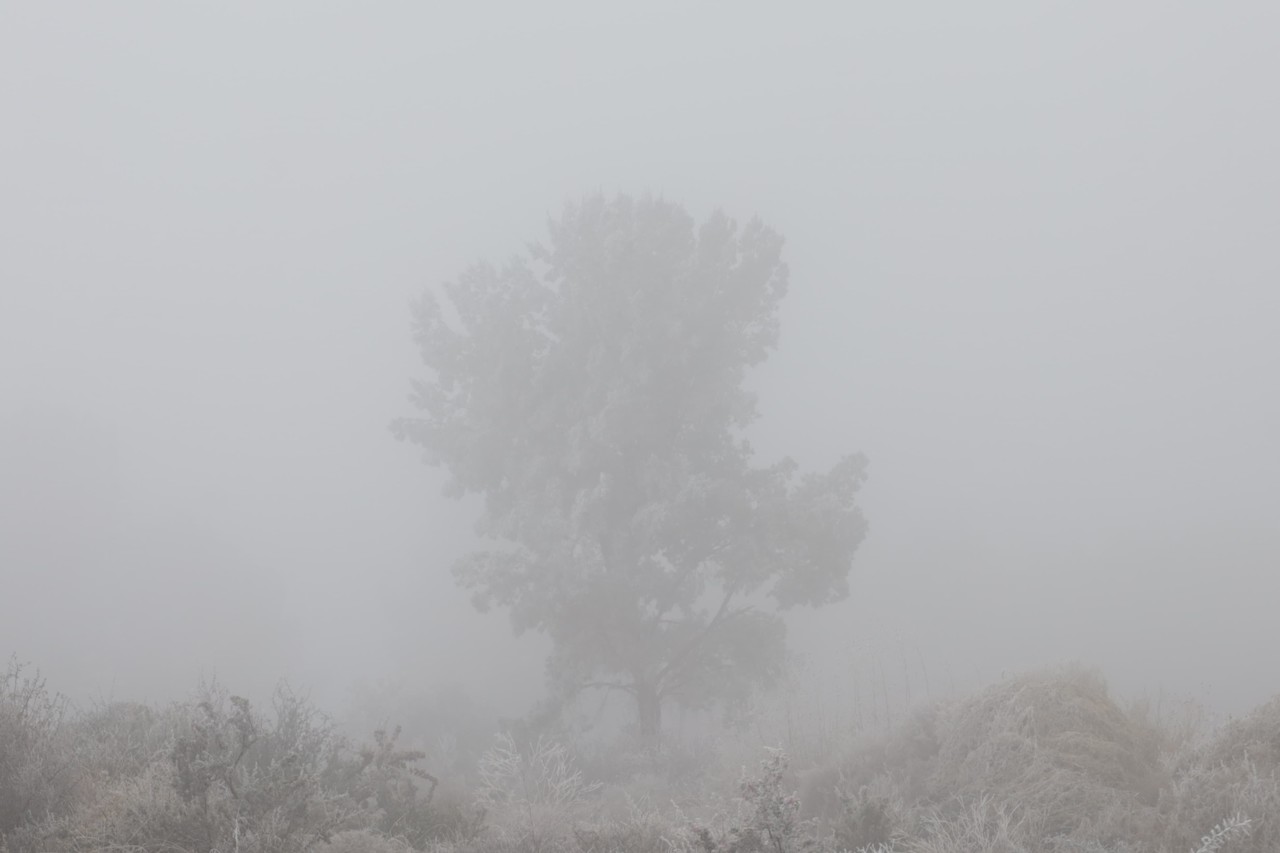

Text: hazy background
xmin=2 ymin=4 xmax=1277 ymax=721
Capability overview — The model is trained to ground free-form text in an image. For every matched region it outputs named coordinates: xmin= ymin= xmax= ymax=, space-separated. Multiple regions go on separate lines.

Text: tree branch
xmin=579 ymin=680 xmax=636 ymax=695
xmin=656 ymin=588 xmax=738 ymax=689
xmin=659 ymin=541 xmax=729 ymax=612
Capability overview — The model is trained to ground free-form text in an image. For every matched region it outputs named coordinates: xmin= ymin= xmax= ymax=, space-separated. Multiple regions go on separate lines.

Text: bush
xmin=314 ymin=827 xmax=415 ymax=853
xmin=339 ymin=725 xmax=484 ymax=847
xmin=795 ymin=667 xmax=1170 ymax=849
xmin=830 ymin=785 xmax=898 ymax=852
xmin=572 ymin=801 xmax=687 ymax=853
xmin=800 ymin=703 xmax=940 ymax=824
xmin=904 ymin=795 xmax=1034 ymax=853
xmin=7 ymin=659 xmax=1280 ymax=853
xmin=9 ymin=682 xmax=362 ymax=853
xmin=69 ymin=699 xmax=171 ymax=784
xmin=474 ymin=732 xmax=601 ymax=852
xmin=1160 ymin=695 xmax=1280 ymax=853
xmin=691 ymin=749 xmax=813 ymax=853
xmin=0 ymin=659 xmax=76 ymax=840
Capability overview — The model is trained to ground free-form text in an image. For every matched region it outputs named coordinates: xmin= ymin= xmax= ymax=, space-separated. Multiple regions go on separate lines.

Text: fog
xmin=3 ymin=3 xmax=1277 ymax=724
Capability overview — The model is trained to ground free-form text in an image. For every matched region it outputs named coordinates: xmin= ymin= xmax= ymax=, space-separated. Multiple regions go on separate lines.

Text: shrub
xmin=0 ymin=659 xmax=76 ymax=840
xmin=904 ymin=795 xmax=1033 ymax=853
xmin=474 ymin=732 xmax=601 ymax=852
xmin=68 ymin=699 xmax=171 ymax=784
xmin=925 ymin=666 xmax=1162 ymax=840
xmin=571 ymin=800 xmax=688 ymax=853
xmin=800 ymin=703 xmax=941 ymax=824
xmin=691 ymin=749 xmax=813 ymax=853
xmin=7 ymin=759 xmax=198 ymax=853
xmin=337 ymin=724 xmax=483 ymax=847
xmin=11 ymin=681 xmax=362 ymax=853
xmin=1191 ymin=813 xmax=1253 ymax=853
xmin=1160 ymin=696 xmax=1280 ymax=853
xmin=830 ymin=785 xmax=898 ymax=852
xmin=314 ymin=827 xmax=415 ymax=853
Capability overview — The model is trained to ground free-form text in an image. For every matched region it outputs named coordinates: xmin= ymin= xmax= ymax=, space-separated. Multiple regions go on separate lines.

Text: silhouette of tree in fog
xmin=394 ymin=193 xmax=867 ymax=744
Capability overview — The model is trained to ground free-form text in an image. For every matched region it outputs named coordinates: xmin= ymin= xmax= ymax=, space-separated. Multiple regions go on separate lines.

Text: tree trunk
xmin=636 ymin=680 xmax=662 ymax=749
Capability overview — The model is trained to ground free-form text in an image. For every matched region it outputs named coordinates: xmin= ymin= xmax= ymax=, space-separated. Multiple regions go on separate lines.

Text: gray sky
xmin=2 ymin=4 xmax=1277 ymax=718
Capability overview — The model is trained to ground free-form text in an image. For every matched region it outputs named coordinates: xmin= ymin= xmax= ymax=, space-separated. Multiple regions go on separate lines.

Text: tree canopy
xmin=394 ymin=193 xmax=867 ymax=741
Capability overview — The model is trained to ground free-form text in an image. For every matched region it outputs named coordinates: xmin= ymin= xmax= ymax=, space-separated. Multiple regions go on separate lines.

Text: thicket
xmin=2 ymin=657 xmax=1276 ymax=853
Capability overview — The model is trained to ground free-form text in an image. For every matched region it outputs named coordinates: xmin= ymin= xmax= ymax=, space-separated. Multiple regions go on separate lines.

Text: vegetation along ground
xmin=3 ymin=657 xmax=1277 ymax=853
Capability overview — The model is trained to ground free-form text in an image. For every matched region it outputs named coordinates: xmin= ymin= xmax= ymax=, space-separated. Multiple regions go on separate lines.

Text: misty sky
xmin=2 ymin=4 xmax=1277 ymax=719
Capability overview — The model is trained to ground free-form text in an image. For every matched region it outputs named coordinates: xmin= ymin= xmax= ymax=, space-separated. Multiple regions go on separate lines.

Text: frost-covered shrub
xmin=572 ymin=800 xmax=689 ymax=853
xmin=0 ymin=659 xmax=76 ymax=840
xmin=830 ymin=785 xmax=899 ymax=852
xmin=474 ymin=731 xmax=600 ymax=851
xmin=1161 ymin=695 xmax=1280 ymax=853
xmin=691 ymin=749 xmax=814 ymax=853
xmin=924 ymin=666 xmax=1162 ymax=840
xmin=10 ymin=682 xmax=364 ymax=853
xmin=800 ymin=703 xmax=940 ymax=825
xmin=68 ymin=699 xmax=172 ymax=784
xmin=1190 ymin=813 xmax=1253 ymax=853
xmin=904 ymin=795 xmax=1033 ymax=853
xmin=314 ymin=827 xmax=415 ymax=853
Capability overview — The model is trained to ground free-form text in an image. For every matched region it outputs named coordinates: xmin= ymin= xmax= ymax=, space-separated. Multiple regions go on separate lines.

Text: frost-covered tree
xmin=394 ymin=193 xmax=867 ymax=742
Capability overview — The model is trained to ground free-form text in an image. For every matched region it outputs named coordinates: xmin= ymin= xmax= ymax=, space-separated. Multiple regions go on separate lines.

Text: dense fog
xmin=3 ymin=2 xmax=1278 ymax=729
